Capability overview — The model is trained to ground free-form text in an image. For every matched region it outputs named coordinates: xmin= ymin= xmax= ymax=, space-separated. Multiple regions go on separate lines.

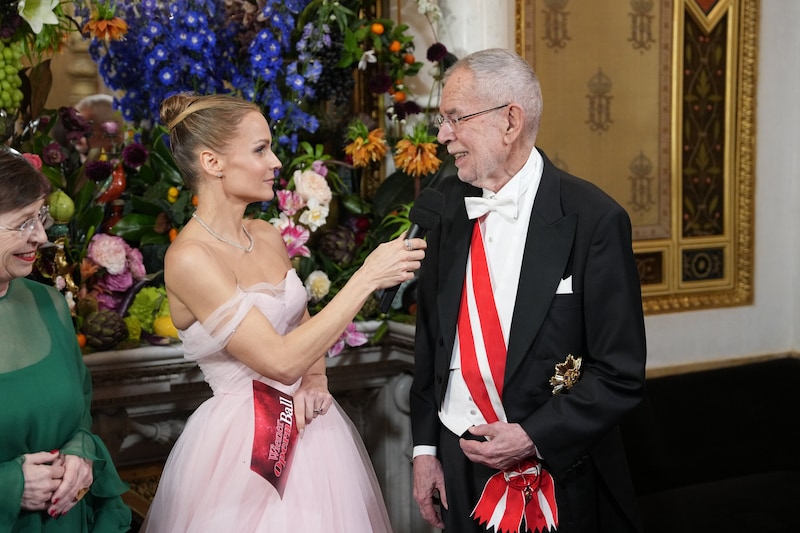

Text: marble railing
xmin=85 ymin=321 xmax=434 ymax=532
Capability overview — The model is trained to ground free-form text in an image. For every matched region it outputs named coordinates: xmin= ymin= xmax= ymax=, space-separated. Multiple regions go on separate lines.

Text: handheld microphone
xmin=378 ymin=188 xmax=445 ymax=313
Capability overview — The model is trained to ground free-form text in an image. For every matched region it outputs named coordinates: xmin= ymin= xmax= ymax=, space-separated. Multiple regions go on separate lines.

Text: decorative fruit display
xmin=81 ymin=309 xmax=129 ymax=351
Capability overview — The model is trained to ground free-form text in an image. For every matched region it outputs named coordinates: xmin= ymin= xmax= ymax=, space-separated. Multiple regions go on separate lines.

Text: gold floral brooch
xmin=549 ymin=354 xmax=583 ymax=395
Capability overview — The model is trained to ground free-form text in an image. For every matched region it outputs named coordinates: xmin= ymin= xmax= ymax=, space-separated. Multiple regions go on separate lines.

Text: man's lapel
xmin=505 ymin=161 xmax=577 ymax=385
xmin=438 ymin=184 xmax=479 ymax=354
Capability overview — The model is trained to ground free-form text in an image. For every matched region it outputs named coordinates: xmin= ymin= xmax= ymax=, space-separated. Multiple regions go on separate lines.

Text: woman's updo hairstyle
xmin=160 ymin=93 xmax=262 ymax=191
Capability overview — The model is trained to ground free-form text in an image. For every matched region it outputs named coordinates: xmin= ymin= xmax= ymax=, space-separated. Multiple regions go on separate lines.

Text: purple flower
xmin=427 ymin=42 xmax=449 ymax=63
xmin=98 ymin=270 xmax=134 ymax=292
xmin=102 ymin=121 xmax=119 ymax=135
xmin=41 ymin=142 xmax=66 ymax=165
xmin=390 ymin=101 xmax=423 ymax=121
xmin=57 ymin=106 xmax=91 ymax=136
xmin=122 ymin=143 xmax=148 ymax=168
xmin=95 ymin=291 xmax=123 ymax=312
xmin=311 ymin=160 xmax=328 ymax=177
xmin=367 ymin=74 xmax=392 ymax=95
xmin=85 ymin=160 xmax=114 ymax=182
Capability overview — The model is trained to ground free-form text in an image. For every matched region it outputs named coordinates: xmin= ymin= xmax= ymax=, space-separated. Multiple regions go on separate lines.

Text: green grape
xmin=0 ymin=40 xmax=23 ymax=117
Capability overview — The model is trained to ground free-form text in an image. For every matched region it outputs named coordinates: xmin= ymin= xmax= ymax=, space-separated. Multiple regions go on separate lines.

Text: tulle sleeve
xmin=178 ymin=287 xmax=258 ymax=361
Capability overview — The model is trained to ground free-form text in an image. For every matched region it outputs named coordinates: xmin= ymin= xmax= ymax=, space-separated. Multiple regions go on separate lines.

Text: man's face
xmin=436 ymin=69 xmax=510 ymax=190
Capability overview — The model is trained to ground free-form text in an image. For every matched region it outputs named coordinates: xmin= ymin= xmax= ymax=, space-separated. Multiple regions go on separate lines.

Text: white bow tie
xmin=464 ymin=195 xmax=518 ymax=220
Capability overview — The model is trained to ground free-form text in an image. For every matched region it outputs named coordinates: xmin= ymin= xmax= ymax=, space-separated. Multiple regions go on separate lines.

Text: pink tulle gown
xmin=141 ymin=270 xmax=393 ymax=532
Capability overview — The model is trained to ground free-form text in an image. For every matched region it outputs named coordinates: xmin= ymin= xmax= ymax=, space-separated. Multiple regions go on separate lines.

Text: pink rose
xmin=294 ymin=169 xmax=332 ymax=206
xmin=87 ymin=234 xmax=128 ymax=275
xmin=126 ymin=247 xmax=146 ymax=280
xmin=22 ymin=153 xmax=43 ymax=170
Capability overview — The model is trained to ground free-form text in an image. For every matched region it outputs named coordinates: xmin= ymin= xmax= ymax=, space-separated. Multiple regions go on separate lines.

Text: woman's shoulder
xmin=18 ymin=277 xmax=64 ymax=302
xmin=245 ymin=216 xmax=281 ymax=240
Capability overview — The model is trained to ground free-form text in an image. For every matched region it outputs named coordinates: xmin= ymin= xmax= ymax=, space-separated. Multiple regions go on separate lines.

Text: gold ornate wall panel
xmin=517 ymin=0 xmax=757 ymax=313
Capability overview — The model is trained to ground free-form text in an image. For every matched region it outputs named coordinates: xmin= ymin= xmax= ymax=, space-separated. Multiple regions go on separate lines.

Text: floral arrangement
xmin=3 ymin=0 xmax=456 ymax=354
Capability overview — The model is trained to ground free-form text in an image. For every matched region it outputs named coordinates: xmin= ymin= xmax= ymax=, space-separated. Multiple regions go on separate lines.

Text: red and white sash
xmin=457 ymin=221 xmax=558 ymax=533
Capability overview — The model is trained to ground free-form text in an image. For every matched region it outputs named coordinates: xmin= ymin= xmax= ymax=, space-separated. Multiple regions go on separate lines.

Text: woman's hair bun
xmin=160 ymin=92 xmax=198 ymax=129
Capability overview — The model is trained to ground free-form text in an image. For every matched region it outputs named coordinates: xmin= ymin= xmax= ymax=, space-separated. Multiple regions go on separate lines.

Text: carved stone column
xmin=437 ymin=0 xmax=516 ymax=57
xmin=65 ymin=33 xmax=100 ymax=105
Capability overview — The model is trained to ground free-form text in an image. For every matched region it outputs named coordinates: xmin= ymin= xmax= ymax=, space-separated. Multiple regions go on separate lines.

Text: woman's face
xmin=219 ymin=111 xmax=282 ymax=203
xmin=0 ymin=198 xmax=49 ymax=294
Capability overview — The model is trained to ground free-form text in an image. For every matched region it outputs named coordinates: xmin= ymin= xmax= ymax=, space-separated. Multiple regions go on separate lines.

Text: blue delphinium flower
xmin=85 ymin=0 xmax=359 ymax=162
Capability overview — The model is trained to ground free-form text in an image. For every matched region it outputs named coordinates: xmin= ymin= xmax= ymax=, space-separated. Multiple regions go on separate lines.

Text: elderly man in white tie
xmin=410 ymin=48 xmax=647 ymax=533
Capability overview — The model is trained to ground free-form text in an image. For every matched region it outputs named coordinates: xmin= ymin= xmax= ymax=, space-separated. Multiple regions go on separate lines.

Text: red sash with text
xmin=457 ymin=221 xmax=558 ymax=533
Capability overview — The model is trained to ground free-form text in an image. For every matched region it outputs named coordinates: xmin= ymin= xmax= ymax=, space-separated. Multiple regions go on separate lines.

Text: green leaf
xmin=341 ymin=194 xmax=373 ymax=215
xmin=150 ymin=152 xmax=183 ymax=186
xmin=139 ymin=232 xmax=170 ymax=246
xmin=111 ymin=213 xmax=157 ymax=241
xmin=130 ymin=196 xmax=164 ymax=217
xmin=40 ymin=165 xmax=65 ymax=189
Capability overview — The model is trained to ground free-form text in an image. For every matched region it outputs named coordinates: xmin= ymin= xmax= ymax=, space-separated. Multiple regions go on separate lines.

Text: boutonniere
xmin=549 ymin=354 xmax=583 ymax=395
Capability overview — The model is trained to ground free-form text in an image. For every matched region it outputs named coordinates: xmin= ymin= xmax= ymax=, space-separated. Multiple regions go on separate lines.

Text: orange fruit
xmin=169 ymin=228 xmax=178 ymax=242
xmin=393 ymin=91 xmax=407 ymax=103
xmin=389 ymin=40 xmax=401 ymax=53
xmin=76 ymin=333 xmax=87 ymax=348
xmin=167 ymin=186 xmax=179 ymax=204
xmin=371 ymin=22 xmax=384 ymax=35
xmin=403 ymin=53 xmax=415 ymax=64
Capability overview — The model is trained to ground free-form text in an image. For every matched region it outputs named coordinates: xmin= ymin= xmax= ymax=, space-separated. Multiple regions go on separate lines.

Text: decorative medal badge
xmin=549 ymin=354 xmax=583 ymax=395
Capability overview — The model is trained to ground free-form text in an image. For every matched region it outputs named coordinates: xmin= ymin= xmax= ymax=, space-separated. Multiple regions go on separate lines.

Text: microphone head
xmin=409 ymin=188 xmax=445 ymax=231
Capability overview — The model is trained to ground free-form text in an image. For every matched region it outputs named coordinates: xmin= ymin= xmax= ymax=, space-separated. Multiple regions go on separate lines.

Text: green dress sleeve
xmin=0 ymin=456 xmax=25 ymax=530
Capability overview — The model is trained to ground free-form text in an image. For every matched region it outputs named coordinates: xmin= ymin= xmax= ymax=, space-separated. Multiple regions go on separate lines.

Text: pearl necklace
xmin=191 ymin=213 xmax=254 ymax=253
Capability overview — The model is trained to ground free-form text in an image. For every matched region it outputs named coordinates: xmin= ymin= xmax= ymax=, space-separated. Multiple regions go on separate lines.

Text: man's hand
xmin=413 ymin=454 xmax=447 ymax=529
xmin=460 ymin=422 xmax=537 ymax=471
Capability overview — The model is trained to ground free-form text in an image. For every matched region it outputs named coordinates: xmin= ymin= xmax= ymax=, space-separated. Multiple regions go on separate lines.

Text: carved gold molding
xmin=516 ymin=0 xmax=758 ymax=314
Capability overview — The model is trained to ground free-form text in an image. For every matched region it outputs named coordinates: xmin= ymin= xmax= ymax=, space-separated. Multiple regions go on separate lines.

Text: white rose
xmin=304 ymin=270 xmax=331 ymax=302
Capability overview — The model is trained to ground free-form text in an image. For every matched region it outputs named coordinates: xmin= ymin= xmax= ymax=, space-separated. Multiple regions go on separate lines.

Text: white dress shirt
xmin=414 ymin=148 xmax=543 ymax=458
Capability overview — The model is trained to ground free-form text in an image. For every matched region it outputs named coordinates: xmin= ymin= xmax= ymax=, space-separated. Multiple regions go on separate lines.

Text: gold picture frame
xmin=516 ymin=0 xmax=758 ymax=313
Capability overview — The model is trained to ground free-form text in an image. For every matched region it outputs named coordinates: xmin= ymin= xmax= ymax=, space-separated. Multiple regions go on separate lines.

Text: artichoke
xmin=360 ymin=294 xmax=380 ymax=319
xmin=81 ymin=309 xmax=129 ymax=351
xmin=318 ymin=225 xmax=356 ymax=264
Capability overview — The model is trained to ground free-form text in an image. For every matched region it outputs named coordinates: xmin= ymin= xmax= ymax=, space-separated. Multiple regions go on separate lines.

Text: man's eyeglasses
xmin=0 ymin=205 xmax=54 ymax=239
xmin=434 ymin=103 xmax=510 ymax=130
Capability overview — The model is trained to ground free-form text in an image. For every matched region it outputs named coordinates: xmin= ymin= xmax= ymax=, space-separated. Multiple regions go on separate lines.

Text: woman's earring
xmin=216 ymin=172 xmax=222 ymax=178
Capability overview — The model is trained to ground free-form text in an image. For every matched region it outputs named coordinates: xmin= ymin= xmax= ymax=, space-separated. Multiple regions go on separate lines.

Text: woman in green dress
xmin=0 ymin=149 xmax=131 ymax=532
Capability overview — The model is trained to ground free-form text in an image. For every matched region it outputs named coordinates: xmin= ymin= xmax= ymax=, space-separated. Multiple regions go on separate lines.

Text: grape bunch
xmin=0 ymin=39 xmax=24 ymax=118
xmin=311 ymin=36 xmax=355 ymax=108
